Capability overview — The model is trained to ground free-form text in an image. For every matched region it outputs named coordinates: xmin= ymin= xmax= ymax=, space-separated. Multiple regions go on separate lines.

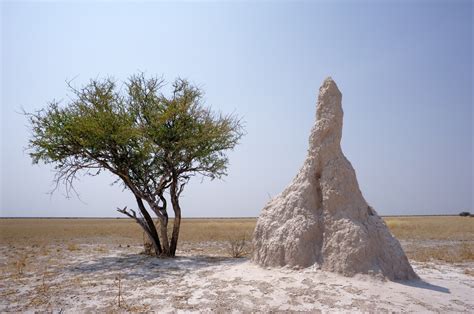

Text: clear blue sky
xmin=1 ymin=1 xmax=472 ymax=217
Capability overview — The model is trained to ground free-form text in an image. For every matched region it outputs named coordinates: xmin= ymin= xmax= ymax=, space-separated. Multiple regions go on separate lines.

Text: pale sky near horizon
xmin=1 ymin=0 xmax=472 ymax=217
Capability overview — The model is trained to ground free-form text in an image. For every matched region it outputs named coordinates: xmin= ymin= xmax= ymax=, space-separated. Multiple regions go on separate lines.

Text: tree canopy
xmin=27 ymin=73 xmax=244 ymax=256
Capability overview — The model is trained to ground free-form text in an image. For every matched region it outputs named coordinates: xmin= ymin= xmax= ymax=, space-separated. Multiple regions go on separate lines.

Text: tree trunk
xmin=142 ymin=227 xmax=160 ymax=255
xmin=170 ymin=181 xmax=182 ymax=257
xmin=170 ymin=208 xmax=181 ymax=257
xmin=159 ymin=215 xmax=171 ymax=256
xmin=135 ymin=196 xmax=162 ymax=256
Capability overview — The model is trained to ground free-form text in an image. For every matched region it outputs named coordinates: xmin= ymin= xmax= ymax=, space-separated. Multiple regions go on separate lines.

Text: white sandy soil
xmin=0 ymin=244 xmax=472 ymax=312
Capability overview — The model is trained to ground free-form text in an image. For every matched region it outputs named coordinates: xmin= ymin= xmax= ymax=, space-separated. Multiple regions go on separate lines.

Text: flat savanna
xmin=0 ymin=216 xmax=473 ymax=312
xmin=1 ymin=216 xmax=472 ymax=262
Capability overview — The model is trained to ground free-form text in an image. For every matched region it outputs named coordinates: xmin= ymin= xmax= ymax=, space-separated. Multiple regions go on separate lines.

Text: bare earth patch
xmin=1 ymin=242 xmax=472 ymax=312
xmin=1 ymin=217 xmax=472 ymax=311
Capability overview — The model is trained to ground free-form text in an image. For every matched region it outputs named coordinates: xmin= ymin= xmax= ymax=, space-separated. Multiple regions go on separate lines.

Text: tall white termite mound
xmin=252 ymin=78 xmax=418 ymax=280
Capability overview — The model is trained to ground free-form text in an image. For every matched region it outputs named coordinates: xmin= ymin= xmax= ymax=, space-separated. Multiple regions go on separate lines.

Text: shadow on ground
xmin=397 ymin=279 xmax=450 ymax=294
xmin=67 ymin=253 xmax=246 ymax=280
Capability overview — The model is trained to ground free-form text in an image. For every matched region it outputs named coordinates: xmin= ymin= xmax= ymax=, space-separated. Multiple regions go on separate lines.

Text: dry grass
xmin=384 ymin=216 xmax=474 ymax=241
xmin=0 ymin=219 xmax=142 ymax=246
xmin=383 ymin=216 xmax=474 ymax=263
xmin=14 ymin=255 xmax=28 ymax=275
xmin=0 ymin=218 xmax=257 ymax=245
xmin=1 ymin=216 xmax=472 ymax=263
xmin=178 ymin=219 xmax=256 ymax=242
xmin=406 ymin=242 xmax=474 ymax=263
xmin=67 ymin=243 xmax=80 ymax=251
xmin=1 ymin=216 xmax=470 ymax=242
xmin=94 ymin=245 xmax=108 ymax=253
xmin=464 ymin=268 xmax=474 ymax=276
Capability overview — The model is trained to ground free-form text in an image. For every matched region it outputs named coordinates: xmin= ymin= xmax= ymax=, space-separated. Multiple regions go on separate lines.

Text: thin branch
xmin=117 ymin=206 xmax=136 ymax=219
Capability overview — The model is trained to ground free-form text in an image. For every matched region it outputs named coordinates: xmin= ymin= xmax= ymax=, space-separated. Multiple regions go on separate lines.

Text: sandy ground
xmin=0 ymin=242 xmax=473 ymax=312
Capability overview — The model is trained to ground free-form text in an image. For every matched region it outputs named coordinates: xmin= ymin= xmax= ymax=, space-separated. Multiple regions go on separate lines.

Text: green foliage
xmin=27 ymin=72 xmax=244 ymax=257
xmin=26 ymin=73 xmax=244 ymax=200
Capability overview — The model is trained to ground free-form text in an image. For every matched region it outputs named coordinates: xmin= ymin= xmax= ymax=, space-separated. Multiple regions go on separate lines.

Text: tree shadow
xmin=396 ymin=279 xmax=450 ymax=294
xmin=66 ymin=253 xmax=246 ymax=281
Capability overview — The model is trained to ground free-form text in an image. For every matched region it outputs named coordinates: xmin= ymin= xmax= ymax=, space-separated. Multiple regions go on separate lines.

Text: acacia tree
xmin=27 ymin=73 xmax=243 ymax=257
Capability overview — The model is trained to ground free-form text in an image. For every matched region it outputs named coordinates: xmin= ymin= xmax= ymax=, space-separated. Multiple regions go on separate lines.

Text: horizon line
xmin=0 ymin=214 xmax=466 ymax=219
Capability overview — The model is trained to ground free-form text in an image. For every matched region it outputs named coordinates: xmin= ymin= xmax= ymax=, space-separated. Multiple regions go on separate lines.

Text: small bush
xmin=15 ymin=256 xmax=27 ymax=275
xmin=95 ymin=245 xmax=109 ymax=253
xmin=464 ymin=269 xmax=474 ymax=276
xmin=459 ymin=211 xmax=471 ymax=217
xmin=226 ymin=233 xmax=252 ymax=258
xmin=67 ymin=243 xmax=79 ymax=251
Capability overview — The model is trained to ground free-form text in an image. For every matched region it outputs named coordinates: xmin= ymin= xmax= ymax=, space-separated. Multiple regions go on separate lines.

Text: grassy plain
xmin=0 ymin=218 xmax=256 ymax=245
xmin=0 ymin=216 xmax=472 ymax=262
xmin=385 ymin=216 xmax=474 ymax=263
